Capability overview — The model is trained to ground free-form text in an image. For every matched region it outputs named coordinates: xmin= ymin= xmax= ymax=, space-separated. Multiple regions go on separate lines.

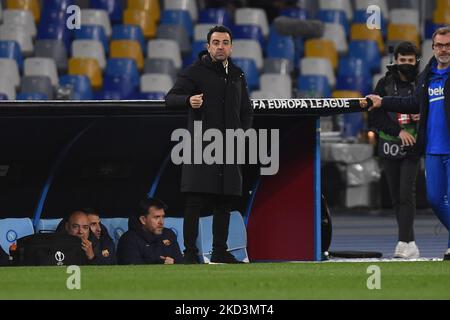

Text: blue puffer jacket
xmin=381 ymin=56 xmax=450 ymax=154
xmin=117 ymin=226 xmax=183 ymax=265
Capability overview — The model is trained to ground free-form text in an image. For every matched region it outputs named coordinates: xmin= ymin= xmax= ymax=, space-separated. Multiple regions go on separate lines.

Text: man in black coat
xmin=165 ymin=25 xmax=253 ymax=264
xmin=85 ymin=208 xmax=116 ymax=265
xmin=117 ymin=198 xmax=182 ymax=265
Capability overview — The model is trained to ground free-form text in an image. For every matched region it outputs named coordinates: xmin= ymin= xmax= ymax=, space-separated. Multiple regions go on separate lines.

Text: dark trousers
xmin=183 ymin=192 xmax=233 ymax=255
xmin=382 ymin=156 xmax=420 ymax=242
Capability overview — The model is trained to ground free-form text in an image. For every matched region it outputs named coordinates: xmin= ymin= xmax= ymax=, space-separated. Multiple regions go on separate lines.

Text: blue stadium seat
xmin=0 ymin=218 xmax=34 ymax=255
xmin=95 ymin=90 xmax=123 ymax=100
xmin=297 ymin=75 xmax=331 ymax=98
xmin=280 ymin=8 xmax=310 ymax=20
xmin=336 ymin=75 xmax=372 ymax=96
xmin=35 ymin=218 xmax=63 ymax=233
xmin=75 ymin=25 xmax=109 ymax=55
xmin=0 ymin=93 xmax=9 ymax=100
xmin=425 ymin=21 xmax=446 ymax=39
xmin=348 ymin=40 xmax=381 ymax=74
xmin=165 ymin=217 xmax=185 ymax=253
xmin=16 ymin=92 xmax=49 ymax=100
xmin=233 ymin=58 xmax=259 ymax=90
xmin=91 ymin=0 xmax=124 ymax=23
xmin=103 ymin=74 xmax=137 ymax=99
xmin=197 ymin=211 xmax=249 ymax=263
xmin=198 ymin=8 xmax=232 ymax=27
xmin=37 ymin=22 xmax=72 ymax=52
xmin=112 ymin=24 xmax=146 ymax=54
xmin=353 ymin=9 xmax=387 ymax=37
xmin=100 ymin=218 xmax=128 ymax=247
xmin=139 ymin=92 xmax=166 ymax=100
xmin=161 ymin=9 xmax=194 ymax=38
xmin=0 ymin=40 xmax=23 ymax=70
xmin=46 ymin=0 xmax=74 ymax=11
xmin=338 ymin=57 xmax=371 ymax=78
xmin=188 ymin=40 xmax=206 ymax=64
xmin=267 ymin=26 xmax=295 ymax=66
xmin=232 ymin=25 xmax=265 ymax=50
xmin=59 ymin=75 xmax=93 ymax=100
xmin=105 ymin=58 xmax=140 ymax=87
xmin=316 ymin=9 xmax=349 ymax=36
xmin=342 ymin=113 xmax=365 ymax=138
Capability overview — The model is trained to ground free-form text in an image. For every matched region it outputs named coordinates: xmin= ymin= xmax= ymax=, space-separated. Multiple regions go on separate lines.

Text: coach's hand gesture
xmin=82 ymin=239 xmax=95 ymax=260
xmin=189 ymin=93 xmax=203 ymax=109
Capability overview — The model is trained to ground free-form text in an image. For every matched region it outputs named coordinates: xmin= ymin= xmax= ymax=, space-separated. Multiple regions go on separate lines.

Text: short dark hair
xmin=137 ymin=197 xmax=167 ymax=218
xmin=394 ymin=41 xmax=419 ymax=60
xmin=207 ymin=25 xmax=233 ymax=44
xmin=432 ymin=26 xmax=450 ymax=45
xmin=81 ymin=208 xmax=99 ymax=216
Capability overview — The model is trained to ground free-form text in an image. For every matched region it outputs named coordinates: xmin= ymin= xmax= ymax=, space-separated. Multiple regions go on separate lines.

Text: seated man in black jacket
xmin=84 ymin=208 xmax=116 ymax=265
xmin=117 ymin=198 xmax=182 ymax=265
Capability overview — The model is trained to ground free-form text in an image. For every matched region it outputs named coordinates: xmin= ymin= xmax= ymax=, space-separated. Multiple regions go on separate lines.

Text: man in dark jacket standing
xmin=165 ymin=25 xmax=253 ymax=263
xmin=369 ymin=41 xmax=421 ymax=259
xmin=117 ymin=198 xmax=182 ymax=265
xmin=364 ymin=26 xmax=450 ymax=260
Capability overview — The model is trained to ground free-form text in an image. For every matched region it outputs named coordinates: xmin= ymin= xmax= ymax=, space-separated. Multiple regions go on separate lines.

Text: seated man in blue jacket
xmin=117 ymin=198 xmax=183 ymax=265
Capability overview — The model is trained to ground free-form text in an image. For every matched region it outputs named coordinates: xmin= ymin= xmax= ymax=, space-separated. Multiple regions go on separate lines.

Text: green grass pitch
xmin=1 ymin=262 xmax=449 ymax=300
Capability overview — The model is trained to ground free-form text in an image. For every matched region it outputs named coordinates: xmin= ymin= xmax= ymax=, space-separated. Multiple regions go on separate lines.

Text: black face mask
xmin=397 ymin=64 xmax=419 ymax=82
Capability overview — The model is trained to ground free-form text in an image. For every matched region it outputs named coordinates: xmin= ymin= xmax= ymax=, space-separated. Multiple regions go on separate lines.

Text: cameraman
xmin=369 ymin=41 xmax=421 ymax=259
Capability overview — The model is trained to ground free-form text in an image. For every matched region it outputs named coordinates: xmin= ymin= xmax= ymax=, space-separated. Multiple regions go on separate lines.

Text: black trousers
xmin=382 ymin=156 xmax=420 ymax=242
xmin=183 ymin=192 xmax=234 ymax=255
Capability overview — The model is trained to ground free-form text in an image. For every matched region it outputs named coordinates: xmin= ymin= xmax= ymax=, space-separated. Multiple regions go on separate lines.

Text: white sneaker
xmin=394 ymin=241 xmax=420 ymax=259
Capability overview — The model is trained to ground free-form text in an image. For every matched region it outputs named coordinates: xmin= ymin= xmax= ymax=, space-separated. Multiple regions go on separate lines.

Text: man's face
xmin=433 ymin=33 xmax=450 ymax=65
xmin=66 ymin=212 xmax=90 ymax=240
xmin=395 ymin=53 xmax=417 ymax=66
xmin=207 ymin=32 xmax=232 ymax=62
xmin=88 ymin=214 xmax=101 ymax=239
xmin=140 ymin=207 xmax=165 ymax=235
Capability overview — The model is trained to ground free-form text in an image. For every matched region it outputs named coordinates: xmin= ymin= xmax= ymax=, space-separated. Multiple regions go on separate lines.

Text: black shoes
xmin=444 ymin=249 xmax=450 ymax=261
xmin=183 ymin=253 xmax=200 ymax=264
xmin=210 ymin=251 xmax=245 ymax=264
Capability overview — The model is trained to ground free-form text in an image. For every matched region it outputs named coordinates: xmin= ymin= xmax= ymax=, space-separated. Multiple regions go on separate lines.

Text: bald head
xmin=65 ymin=211 xmax=90 ymax=240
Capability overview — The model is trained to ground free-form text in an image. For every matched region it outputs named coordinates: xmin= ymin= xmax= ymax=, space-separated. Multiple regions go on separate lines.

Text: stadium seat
xmin=235 ymin=8 xmax=269 ymax=38
xmin=0 ymin=40 xmax=23 ymax=69
xmin=250 ymin=90 xmax=276 ymax=99
xmin=80 ymin=9 xmax=112 ymax=37
xmin=3 ymin=9 xmax=36 ymax=38
xmin=59 ymin=75 xmax=93 ymax=100
xmin=68 ymin=57 xmax=103 ymax=89
xmin=75 ymin=25 xmax=109 ymax=55
xmin=34 ymin=39 xmax=68 ymax=73
xmin=95 ymin=89 xmax=122 ymax=100
xmin=112 ymin=24 xmax=145 ymax=54
xmin=338 ymin=57 xmax=371 ymax=79
xmin=263 ymin=57 xmax=293 ymax=74
xmin=194 ymin=23 xmax=215 ymax=41
xmin=164 ymin=0 xmax=198 ymax=22
xmin=316 ymin=9 xmax=349 ymax=36
xmin=147 ymin=39 xmax=182 ymax=69
xmin=123 ymin=8 xmax=156 ymax=39
xmin=0 ymin=94 xmax=8 ymax=100
xmin=425 ymin=21 xmax=446 ymax=39
xmin=336 ymin=75 xmax=372 ymax=96
xmin=420 ymin=40 xmax=434 ymax=72
xmin=387 ymin=24 xmax=420 ymax=48
xmin=0 ymin=76 xmax=16 ymax=99
xmin=140 ymin=73 xmax=173 ymax=94
xmin=34 ymin=218 xmax=63 ymax=233
xmin=305 ymin=39 xmax=338 ymax=69
xmin=332 ymin=90 xmax=362 ymax=98
xmin=0 ymin=2 xmax=3 ymax=23
xmin=139 ymin=91 xmax=165 ymax=100
xmin=433 ymin=9 xmax=450 ymax=24
xmin=322 ymin=23 xmax=348 ymax=55
xmin=351 ymin=23 xmax=384 ymax=53
xmin=390 ymin=8 xmax=420 ymax=31
xmin=105 ymin=58 xmax=140 ymax=87
xmin=319 ymin=0 xmax=353 ymax=20
xmin=188 ymin=40 xmax=205 ymax=64
xmin=20 ymin=75 xmax=53 ymax=99
xmin=353 ymin=9 xmax=387 ymax=37
xmin=0 ymin=24 xmax=33 ymax=55
xmin=233 ymin=58 xmax=259 ymax=90
xmin=232 ymin=39 xmax=263 ymax=70
xmin=0 ymin=218 xmax=34 ymax=255
xmin=266 ymin=27 xmax=295 ymax=65
xmin=6 ymin=0 xmax=40 ymax=22
xmin=110 ymin=39 xmax=144 ymax=70
xmin=72 ymin=39 xmax=106 ymax=70
xmin=260 ymin=73 xmax=292 ymax=98
xmin=297 ymin=75 xmax=331 ymax=98
xmin=300 ymin=57 xmax=336 ymax=87
xmin=103 ymin=74 xmax=137 ymax=99
xmin=144 ymin=58 xmax=177 ymax=83
xmin=280 ymin=7 xmax=310 ymax=20
xmin=348 ymin=40 xmax=381 ymax=73
xmin=91 ymin=0 xmax=124 ymax=23
xmin=0 ymin=58 xmax=20 ymax=88
xmin=164 ymin=217 xmax=184 ymax=253
xmin=197 ymin=212 xmax=249 ymax=263
xmin=388 ymin=0 xmax=419 ymax=9
xmin=24 ymin=57 xmax=59 ymax=87
xmin=36 ymin=21 xmax=71 ymax=52
xmin=355 ymin=0 xmax=389 ymax=20
xmin=232 ymin=25 xmax=265 ymax=49
xmin=160 ymin=9 xmax=193 ymax=38
xmin=100 ymin=218 xmax=128 ymax=247
xmin=156 ymin=24 xmax=191 ymax=55
xmin=198 ymin=8 xmax=232 ymax=27
xmin=16 ymin=92 xmax=48 ymax=100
